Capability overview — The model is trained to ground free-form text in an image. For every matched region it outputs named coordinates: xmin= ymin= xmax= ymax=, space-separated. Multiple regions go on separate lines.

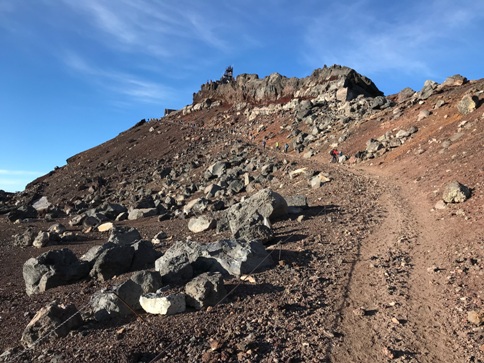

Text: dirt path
xmin=330 ymin=167 xmax=462 ymax=363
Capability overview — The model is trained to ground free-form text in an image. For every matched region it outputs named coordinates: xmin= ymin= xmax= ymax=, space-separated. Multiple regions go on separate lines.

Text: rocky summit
xmin=0 ymin=65 xmax=483 ymax=363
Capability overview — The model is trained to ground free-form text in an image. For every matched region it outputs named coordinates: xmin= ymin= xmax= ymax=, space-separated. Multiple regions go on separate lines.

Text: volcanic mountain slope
xmin=0 ymin=65 xmax=483 ymax=363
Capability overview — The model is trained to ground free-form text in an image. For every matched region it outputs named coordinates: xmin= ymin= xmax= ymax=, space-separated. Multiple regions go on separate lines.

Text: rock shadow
xmin=302 ymin=204 xmax=341 ymax=218
xmin=225 ymin=282 xmax=284 ymax=300
xmin=269 ymin=248 xmax=314 ymax=268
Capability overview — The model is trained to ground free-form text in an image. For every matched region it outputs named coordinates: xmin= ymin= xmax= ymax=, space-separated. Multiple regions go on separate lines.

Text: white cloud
xmin=60 ymin=0 xmax=237 ymax=58
xmin=62 ymin=51 xmax=173 ymax=104
xmin=301 ymin=0 xmax=484 ymax=77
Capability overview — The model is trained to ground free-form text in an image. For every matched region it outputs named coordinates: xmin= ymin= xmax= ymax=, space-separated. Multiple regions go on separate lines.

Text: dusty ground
xmin=0 ymin=78 xmax=482 ymax=362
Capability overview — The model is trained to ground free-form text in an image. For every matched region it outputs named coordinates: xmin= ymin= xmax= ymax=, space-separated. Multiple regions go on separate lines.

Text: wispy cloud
xmin=301 ymin=0 xmax=484 ymax=77
xmin=62 ymin=51 xmax=174 ymax=104
xmin=60 ymin=0 xmax=238 ymax=58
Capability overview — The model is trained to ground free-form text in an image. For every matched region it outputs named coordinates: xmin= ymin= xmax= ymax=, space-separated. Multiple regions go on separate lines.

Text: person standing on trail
xmin=275 ymin=141 xmax=279 ymax=150
xmin=262 ymin=138 xmax=266 ymax=149
xmin=330 ymin=148 xmax=339 ymax=163
xmin=284 ymin=143 xmax=289 ymax=153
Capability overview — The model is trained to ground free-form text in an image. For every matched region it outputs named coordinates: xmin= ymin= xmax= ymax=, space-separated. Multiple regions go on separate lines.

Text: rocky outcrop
xmin=192 ymin=65 xmax=383 ymax=108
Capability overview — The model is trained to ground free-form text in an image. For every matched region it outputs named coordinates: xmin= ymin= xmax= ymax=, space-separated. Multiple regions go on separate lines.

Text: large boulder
xmin=130 ymin=270 xmax=164 ymax=294
xmin=21 ymin=301 xmax=83 ymax=347
xmin=457 ymin=94 xmax=479 ymax=115
xmin=7 ymin=205 xmax=37 ymax=222
xmin=90 ymin=291 xmax=132 ymax=322
xmin=89 ymin=245 xmax=135 ymax=282
xmin=32 ymin=231 xmax=53 ymax=248
xmin=188 ymin=215 xmax=216 ymax=233
xmin=202 ymin=239 xmax=274 ymax=276
xmin=13 ymin=227 xmax=37 ymax=247
xmin=23 ymin=249 xmax=90 ymax=296
xmin=139 ymin=293 xmax=186 ymax=315
xmin=442 ymin=181 xmax=471 ymax=203
xmin=108 ymin=226 xmax=142 ymax=245
xmin=217 ymin=188 xmax=287 ymax=235
xmin=185 ymin=272 xmax=226 ymax=310
xmin=154 ymin=240 xmax=201 ymax=284
xmin=90 ymin=271 xmax=164 ymax=321
xmin=131 ymin=240 xmax=160 ymax=270
xmin=101 ymin=203 xmax=127 ymax=220
xmin=32 ymin=196 xmax=51 ymax=213
xmin=418 ymin=80 xmax=439 ymax=100
xmin=207 ymin=161 xmax=229 ymax=178
xmin=154 ymin=239 xmax=274 ymax=281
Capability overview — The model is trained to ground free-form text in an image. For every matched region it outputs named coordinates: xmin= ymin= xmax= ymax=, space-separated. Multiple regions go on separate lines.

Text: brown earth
xmin=0 ymin=75 xmax=482 ymax=363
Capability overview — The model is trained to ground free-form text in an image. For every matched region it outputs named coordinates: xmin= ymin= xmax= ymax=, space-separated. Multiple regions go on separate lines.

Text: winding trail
xmin=330 ymin=166 xmax=462 ymax=363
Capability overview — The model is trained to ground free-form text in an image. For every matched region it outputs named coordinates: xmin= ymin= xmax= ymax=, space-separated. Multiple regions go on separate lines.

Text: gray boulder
xmin=397 ymin=87 xmax=415 ymax=103
xmin=128 ymin=208 xmax=158 ymax=220
xmin=185 ymin=272 xmax=226 ymax=310
xmin=101 ymin=203 xmax=127 ymax=220
xmin=310 ymin=173 xmax=331 ymax=189
xmin=90 ymin=271 xmax=164 ymax=321
xmin=13 ymin=227 xmax=36 ymax=247
xmin=90 ymin=291 xmax=132 ymax=321
xmin=419 ymin=80 xmax=439 ymax=100
xmin=21 ymin=301 xmax=83 ymax=347
xmin=89 ymin=245 xmax=135 ymax=281
xmin=366 ymin=139 xmax=383 ymax=153
xmin=202 ymin=239 xmax=274 ymax=276
xmin=133 ymin=195 xmax=155 ymax=209
xmin=7 ymin=205 xmax=37 ymax=222
xmin=108 ymin=226 xmax=142 ymax=245
xmin=183 ymin=197 xmax=209 ymax=216
xmin=228 ymin=179 xmax=245 ymax=194
xmin=48 ymin=223 xmax=66 ymax=234
xmin=32 ymin=231 xmax=53 ymax=248
xmin=457 ymin=94 xmax=479 ymax=115
xmin=23 ymin=249 xmax=90 ymax=296
xmin=208 ymin=161 xmax=229 ymax=178
xmin=155 ymin=240 xmax=201 ymax=284
xmin=116 ymin=279 xmax=144 ymax=310
xmin=130 ymin=270 xmax=164 ymax=294
xmin=32 ymin=196 xmax=51 ymax=213
xmin=152 ymin=231 xmax=168 ymax=244
xmin=131 ymin=240 xmax=159 ymax=270
xmin=154 ymin=239 xmax=274 ymax=281
xmin=442 ymin=181 xmax=471 ymax=203
xmin=217 ymin=188 xmax=287 ymax=235
xmin=234 ymin=223 xmax=274 ymax=244
xmin=80 ymin=243 xmax=115 ymax=265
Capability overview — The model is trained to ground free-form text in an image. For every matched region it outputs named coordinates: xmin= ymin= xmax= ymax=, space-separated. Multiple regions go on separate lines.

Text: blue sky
xmin=1 ymin=0 xmax=483 ymax=192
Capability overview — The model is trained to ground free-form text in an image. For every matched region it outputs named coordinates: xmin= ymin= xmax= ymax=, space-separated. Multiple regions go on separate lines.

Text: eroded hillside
xmin=0 ymin=65 xmax=482 ymax=363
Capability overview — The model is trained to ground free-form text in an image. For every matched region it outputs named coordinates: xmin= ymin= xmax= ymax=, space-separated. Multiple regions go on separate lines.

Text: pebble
xmin=467 ymin=310 xmax=482 ymax=325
